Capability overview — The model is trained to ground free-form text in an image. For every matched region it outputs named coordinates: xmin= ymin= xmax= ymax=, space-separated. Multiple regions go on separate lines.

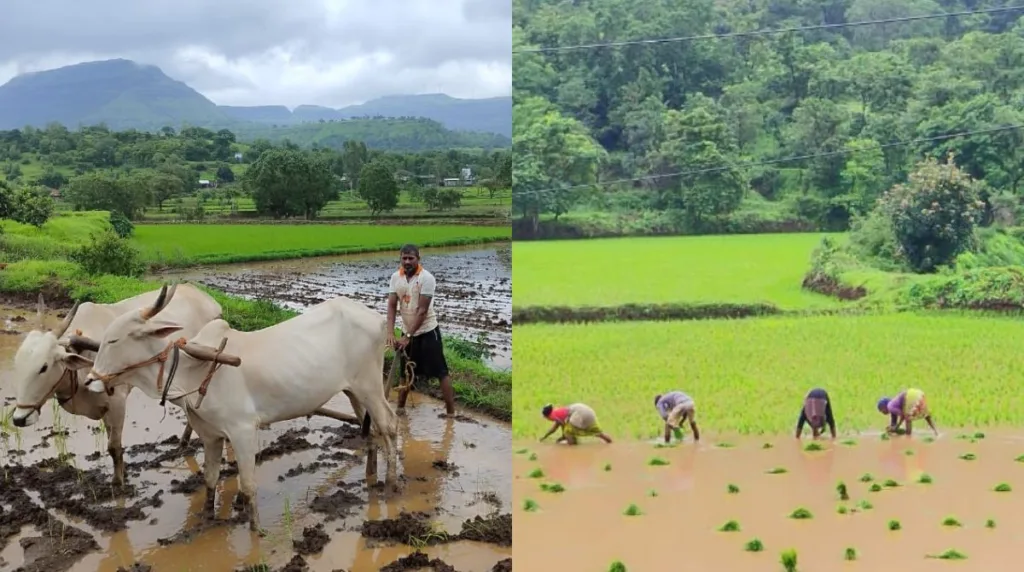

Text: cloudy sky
xmin=0 ymin=0 xmax=510 ymax=108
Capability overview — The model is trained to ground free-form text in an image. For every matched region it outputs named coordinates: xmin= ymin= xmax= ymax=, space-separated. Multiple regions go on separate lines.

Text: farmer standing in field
xmin=540 ymin=403 xmax=613 ymax=444
xmin=654 ymin=391 xmax=700 ymax=444
xmin=878 ymin=388 xmax=938 ymax=437
xmin=387 ymin=243 xmax=457 ymax=416
xmin=795 ymin=387 xmax=837 ymax=439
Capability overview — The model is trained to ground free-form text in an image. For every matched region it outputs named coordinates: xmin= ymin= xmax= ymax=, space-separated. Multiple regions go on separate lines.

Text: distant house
xmin=234 ymin=152 xmax=244 ymax=162
xmin=198 ymin=180 xmax=213 ymax=188
xmin=48 ymin=188 xmax=61 ymax=199
xmin=442 ymin=178 xmax=461 ymax=187
xmin=460 ymin=167 xmax=473 ymax=183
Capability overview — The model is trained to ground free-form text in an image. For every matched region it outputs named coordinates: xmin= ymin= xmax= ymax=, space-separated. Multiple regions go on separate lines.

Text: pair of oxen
xmin=6 ymin=283 xmax=399 ymax=530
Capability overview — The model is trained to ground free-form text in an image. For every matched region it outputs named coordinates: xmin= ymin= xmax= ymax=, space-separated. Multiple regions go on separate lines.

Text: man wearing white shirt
xmin=387 ymin=244 xmax=456 ymax=415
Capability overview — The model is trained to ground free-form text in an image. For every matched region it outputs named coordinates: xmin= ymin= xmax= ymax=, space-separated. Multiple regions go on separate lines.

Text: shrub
xmin=69 ymin=230 xmax=146 ymax=278
xmin=109 ymin=210 xmax=135 ymax=238
xmin=878 ymin=154 xmax=983 ymax=272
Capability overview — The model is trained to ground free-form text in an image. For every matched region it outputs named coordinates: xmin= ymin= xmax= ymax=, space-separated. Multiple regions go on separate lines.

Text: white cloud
xmin=0 ymin=0 xmax=511 ymax=108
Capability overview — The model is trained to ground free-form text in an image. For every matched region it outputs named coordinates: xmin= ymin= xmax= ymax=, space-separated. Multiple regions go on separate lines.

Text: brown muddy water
xmin=153 ymin=244 xmax=512 ymax=370
xmin=0 ymin=307 xmax=511 ymax=572
xmin=514 ymin=433 xmax=1024 ymax=571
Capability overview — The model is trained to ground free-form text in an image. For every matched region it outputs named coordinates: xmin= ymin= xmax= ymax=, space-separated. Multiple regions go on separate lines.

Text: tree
xmin=63 ymin=171 xmax=147 ymax=220
xmin=244 ymin=149 xmax=335 ymax=219
xmin=216 ymin=165 xmax=235 ymax=183
xmin=0 ymin=182 xmax=55 ymax=227
xmin=880 ymin=155 xmax=983 ymax=272
xmin=342 ymin=140 xmax=369 ymax=189
xmin=356 ymin=161 xmax=399 ymax=216
xmin=423 ymin=187 xmax=463 ymax=211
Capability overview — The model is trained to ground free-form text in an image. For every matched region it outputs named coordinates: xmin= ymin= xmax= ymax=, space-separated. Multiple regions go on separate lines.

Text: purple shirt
xmin=656 ymin=391 xmax=691 ymax=420
xmin=887 ymin=392 xmax=906 ymax=416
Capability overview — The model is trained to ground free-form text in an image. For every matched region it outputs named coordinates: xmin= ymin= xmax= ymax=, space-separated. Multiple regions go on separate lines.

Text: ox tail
xmin=361 ymin=412 xmax=372 ymax=438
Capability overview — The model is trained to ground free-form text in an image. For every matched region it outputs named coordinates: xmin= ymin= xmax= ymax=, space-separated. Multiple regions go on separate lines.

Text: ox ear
xmin=61 ymin=352 xmax=93 ymax=371
xmin=141 ymin=319 xmax=184 ymax=339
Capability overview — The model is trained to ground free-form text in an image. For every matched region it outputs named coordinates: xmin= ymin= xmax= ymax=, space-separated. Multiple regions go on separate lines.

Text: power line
xmin=513 ymin=6 xmax=1024 ymax=54
xmin=512 ymin=123 xmax=1024 ymax=199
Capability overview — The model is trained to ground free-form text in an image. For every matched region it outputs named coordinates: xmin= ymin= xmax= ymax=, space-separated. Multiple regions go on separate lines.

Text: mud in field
xmin=0 ymin=307 xmax=512 ymax=572
xmin=154 ymin=244 xmax=511 ymax=370
xmin=514 ymin=433 xmax=1024 ymax=571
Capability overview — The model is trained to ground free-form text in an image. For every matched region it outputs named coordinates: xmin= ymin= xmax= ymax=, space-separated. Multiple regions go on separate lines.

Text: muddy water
xmin=154 ymin=244 xmax=512 ymax=370
xmin=514 ymin=433 xmax=1024 ymax=571
xmin=0 ymin=307 xmax=511 ymax=572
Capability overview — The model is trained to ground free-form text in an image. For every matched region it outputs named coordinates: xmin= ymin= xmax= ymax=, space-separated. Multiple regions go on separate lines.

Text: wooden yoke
xmin=177 ymin=337 xmax=241 ymax=409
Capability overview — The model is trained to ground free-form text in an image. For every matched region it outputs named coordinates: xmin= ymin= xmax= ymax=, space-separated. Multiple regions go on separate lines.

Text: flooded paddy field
xmin=513 ymin=433 xmax=1024 ymax=571
xmin=154 ymin=244 xmax=511 ymax=370
xmin=0 ymin=307 xmax=512 ymax=572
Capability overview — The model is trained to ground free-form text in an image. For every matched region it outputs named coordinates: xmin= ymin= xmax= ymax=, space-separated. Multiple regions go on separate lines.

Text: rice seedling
xmin=926 ymin=550 xmax=966 ymax=560
xmin=880 ymin=432 xmax=890 ymax=441
xmin=745 ymin=539 xmax=764 ymax=552
xmin=917 ymin=473 xmax=933 ymax=484
xmin=540 ymin=482 xmax=565 ymax=493
xmin=762 ymin=442 xmax=774 ymax=449
xmin=859 ymin=473 xmax=873 ymax=482
xmin=837 ymin=505 xmax=848 ymax=515
xmin=959 ymin=453 xmax=976 ymax=461
xmin=883 ymin=479 xmax=899 ymax=488
xmin=780 ymin=549 xmax=798 ymax=572
xmin=844 ymin=548 xmax=857 ymax=561
xmin=528 ymin=453 xmax=538 ymax=461
xmin=608 ymin=561 xmax=627 ymax=572
xmin=514 ymin=314 xmax=1024 ymax=438
xmin=623 ymin=504 xmax=642 ymax=516
xmin=803 ymin=442 xmax=823 ymax=451
xmin=766 ymin=467 xmax=787 ymax=474
xmin=836 ymin=481 xmax=849 ymax=500
xmin=727 ymin=484 xmax=740 ymax=494
xmin=888 ymin=519 xmax=901 ymax=531
xmin=603 ymin=463 xmax=612 ymax=471
xmin=648 ymin=457 xmax=669 ymax=466
xmin=282 ymin=496 xmax=293 ymax=538
xmin=974 ymin=432 xmax=985 ymax=439
xmin=1015 ymin=454 xmax=1024 ymax=463
xmin=515 ymin=448 xmax=528 ymax=454
xmin=528 ymin=468 xmax=544 ymax=478
xmin=869 ymin=483 xmax=882 ymax=492
xmin=840 ymin=439 xmax=857 ymax=446
xmin=717 ymin=442 xmax=734 ymax=448
xmin=923 ymin=436 xmax=935 ymax=443
xmin=718 ymin=520 xmax=740 ymax=532
xmin=789 ymin=508 xmax=813 ymax=520
xmin=858 ymin=500 xmax=873 ymax=510
xmin=994 ymin=482 xmax=1012 ymax=492
xmin=941 ymin=516 xmax=961 ymax=527
xmin=523 ymin=499 xmax=539 ymax=512
xmin=647 ymin=489 xmax=658 ymax=497
xmin=985 ymin=519 xmax=996 ymax=528
xmin=904 ymin=449 xmax=914 ymax=456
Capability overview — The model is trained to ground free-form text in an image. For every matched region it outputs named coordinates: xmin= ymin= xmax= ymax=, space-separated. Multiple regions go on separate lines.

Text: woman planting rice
xmin=796 ymin=387 xmax=836 ymax=439
xmin=540 ymin=403 xmax=613 ymax=445
xmin=654 ymin=391 xmax=700 ymax=443
xmin=878 ymin=388 xmax=938 ymax=436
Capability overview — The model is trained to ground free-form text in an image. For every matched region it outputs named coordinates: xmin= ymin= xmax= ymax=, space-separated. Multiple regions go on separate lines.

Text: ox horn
xmin=64 ymin=334 xmax=101 ymax=354
xmin=54 ymin=301 xmax=81 ymax=339
xmin=142 ymin=283 xmax=178 ymax=320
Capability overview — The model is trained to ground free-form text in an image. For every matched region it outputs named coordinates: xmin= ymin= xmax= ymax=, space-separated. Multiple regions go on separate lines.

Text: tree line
xmin=0 ymin=124 xmax=511 ymax=222
xmin=512 ymin=0 xmax=1024 ymax=236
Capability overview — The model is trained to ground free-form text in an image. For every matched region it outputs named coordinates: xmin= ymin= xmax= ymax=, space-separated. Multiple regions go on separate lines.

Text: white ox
xmin=8 ymin=284 xmax=222 ymax=484
xmin=77 ymin=284 xmax=399 ymax=530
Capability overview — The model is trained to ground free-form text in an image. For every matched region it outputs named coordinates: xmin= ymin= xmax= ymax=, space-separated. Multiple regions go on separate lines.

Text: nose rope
xmin=15 ymin=368 xmax=76 ymax=414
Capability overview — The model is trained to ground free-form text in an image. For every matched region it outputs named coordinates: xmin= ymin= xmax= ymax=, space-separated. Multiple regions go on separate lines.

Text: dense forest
xmin=0 ymin=124 xmax=511 ymax=223
xmin=511 ymin=0 xmax=1024 ymax=238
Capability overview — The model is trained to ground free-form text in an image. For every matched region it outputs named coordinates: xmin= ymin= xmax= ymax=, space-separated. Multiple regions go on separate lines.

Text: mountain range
xmin=0 ymin=59 xmax=511 ymax=150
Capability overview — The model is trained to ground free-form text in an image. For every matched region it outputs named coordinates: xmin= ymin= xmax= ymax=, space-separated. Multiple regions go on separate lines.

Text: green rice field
xmin=512 ymin=233 xmax=840 ymax=309
xmin=133 ymin=223 xmax=511 ymax=264
xmin=512 ymin=313 xmax=1024 ymax=439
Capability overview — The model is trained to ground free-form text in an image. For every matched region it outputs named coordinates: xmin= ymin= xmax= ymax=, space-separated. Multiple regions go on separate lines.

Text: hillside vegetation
xmin=512 ymin=0 xmax=1024 ymax=239
xmin=0 ymin=59 xmax=511 ymax=148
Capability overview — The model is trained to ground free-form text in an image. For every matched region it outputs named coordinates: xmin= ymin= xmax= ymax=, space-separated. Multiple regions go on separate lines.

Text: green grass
xmin=132 ymin=223 xmax=510 ymax=266
xmin=511 ymin=233 xmax=840 ymax=309
xmin=512 ymin=312 xmax=1024 ymax=437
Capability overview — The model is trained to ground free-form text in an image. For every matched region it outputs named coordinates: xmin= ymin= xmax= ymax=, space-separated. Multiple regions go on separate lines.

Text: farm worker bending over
xmin=878 ymin=388 xmax=938 ymax=437
xmin=795 ymin=387 xmax=836 ymax=439
xmin=654 ymin=391 xmax=700 ymax=444
xmin=540 ymin=403 xmax=613 ymax=445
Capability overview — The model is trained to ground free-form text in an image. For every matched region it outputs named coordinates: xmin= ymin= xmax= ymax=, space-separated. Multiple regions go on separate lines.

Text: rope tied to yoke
xmin=396 ymin=348 xmax=417 ymax=393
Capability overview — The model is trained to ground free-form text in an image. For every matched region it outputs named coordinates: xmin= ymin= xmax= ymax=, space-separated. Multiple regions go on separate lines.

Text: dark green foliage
xmin=69 ymin=230 xmax=146 ymax=277
xmin=357 ymin=160 xmax=400 ymax=216
xmin=108 ymin=211 xmax=135 ymax=238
